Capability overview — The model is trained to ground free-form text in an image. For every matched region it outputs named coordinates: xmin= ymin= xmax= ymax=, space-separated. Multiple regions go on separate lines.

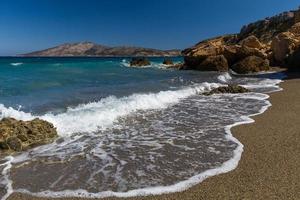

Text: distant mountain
xmin=24 ymin=42 xmax=181 ymax=57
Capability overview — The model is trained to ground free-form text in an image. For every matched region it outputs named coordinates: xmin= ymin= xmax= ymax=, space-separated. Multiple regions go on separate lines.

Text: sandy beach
xmin=8 ymin=74 xmax=300 ymax=200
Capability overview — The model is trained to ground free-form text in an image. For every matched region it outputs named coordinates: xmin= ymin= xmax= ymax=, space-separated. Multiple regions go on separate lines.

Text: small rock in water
xmin=163 ymin=58 xmax=174 ymax=65
xmin=0 ymin=117 xmax=57 ymax=153
xmin=130 ymin=57 xmax=151 ymax=67
xmin=203 ymin=85 xmax=250 ymax=96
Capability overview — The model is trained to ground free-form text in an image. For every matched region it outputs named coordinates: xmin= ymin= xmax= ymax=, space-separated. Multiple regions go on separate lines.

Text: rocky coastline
xmin=182 ymin=8 xmax=300 ymax=73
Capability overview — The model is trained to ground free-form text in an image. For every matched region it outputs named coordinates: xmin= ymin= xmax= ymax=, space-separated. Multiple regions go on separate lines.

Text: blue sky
xmin=0 ymin=0 xmax=299 ymax=55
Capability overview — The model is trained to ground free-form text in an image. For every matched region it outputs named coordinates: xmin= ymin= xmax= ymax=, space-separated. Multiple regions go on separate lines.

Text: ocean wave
xmin=8 ymin=92 xmax=272 ymax=200
xmin=10 ymin=62 xmax=23 ymax=66
xmin=120 ymin=59 xmax=179 ymax=69
xmin=217 ymin=72 xmax=232 ymax=83
xmin=0 ymin=75 xmax=284 ymax=200
xmin=0 ymin=82 xmax=221 ymax=137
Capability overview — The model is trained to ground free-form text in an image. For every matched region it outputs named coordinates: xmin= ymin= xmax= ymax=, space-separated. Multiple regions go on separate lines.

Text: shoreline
xmin=8 ymin=73 xmax=300 ymax=200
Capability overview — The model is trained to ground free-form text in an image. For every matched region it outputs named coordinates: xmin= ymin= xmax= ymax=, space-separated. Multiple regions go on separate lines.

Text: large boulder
xmin=197 ymin=55 xmax=229 ymax=71
xmin=203 ymin=85 xmax=250 ymax=96
xmin=231 ymin=56 xmax=270 ymax=74
xmin=183 ymin=35 xmax=237 ymax=70
xmin=130 ymin=57 xmax=151 ymax=67
xmin=271 ymin=32 xmax=300 ymax=64
xmin=0 ymin=118 xmax=57 ymax=153
xmin=240 ymin=35 xmax=264 ymax=49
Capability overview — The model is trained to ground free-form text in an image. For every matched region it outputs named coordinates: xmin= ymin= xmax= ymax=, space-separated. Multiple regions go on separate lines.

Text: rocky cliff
xmin=183 ymin=7 xmax=300 ymax=73
xmin=24 ymin=42 xmax=181 ymax=57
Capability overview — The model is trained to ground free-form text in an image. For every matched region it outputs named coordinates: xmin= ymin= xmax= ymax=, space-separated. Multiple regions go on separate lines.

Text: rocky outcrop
xmin=183 ymin=35 xmax=237 ymax=71
xmin=231 ymin=56 xmax=270 ymax=74
xmin=183 ymin=35 xmax=269 ymax=73
xmin=240 ymin=35 xmax=264 ymax=49
xmin=24 ymin=42 xmax=181 ymax=57
xmin=163 ymin=58 xmax=174 ymax=65
xmin=0 ymin=118 xmax=57 ymax=153
xmin=239 ymin=11 xmax=295 ymax=43
xmin=203 ymin=85 xmax=250 ymax=96
xmin=183 ymin=6 xmax=300 ymax=73
xmin=130 ymin=58 xmax=151 ymax=67
xmin=271 ymin=32 xmax=299 ymax=64
xmin=196 ymin=55 xmax=228 ymax=71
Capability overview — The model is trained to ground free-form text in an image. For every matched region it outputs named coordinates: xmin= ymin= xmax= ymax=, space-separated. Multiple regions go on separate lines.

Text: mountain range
xmin=24 ymin=42 xmax=181 ymax=57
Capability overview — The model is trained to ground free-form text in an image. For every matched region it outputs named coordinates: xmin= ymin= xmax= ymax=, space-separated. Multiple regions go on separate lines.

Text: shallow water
xmin=0 ymin=57 xmax=284 ymax=199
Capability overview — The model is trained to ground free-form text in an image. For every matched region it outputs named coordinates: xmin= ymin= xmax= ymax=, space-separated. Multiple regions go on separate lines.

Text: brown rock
xmin=0 ymin=118 xmax=57 ymax=153
xmin=163 ymin=58 xmax=174 ymax=65
xmin=231 ymin=56 xmax=270 ymax=74
xmin=6 ymin=137 xmax=22 ymax=151
xmin=198 ymin=55 xmax=229 ymax=71
xmin=203 ymin=85 xmax=250 ymax=96
xmin=239 ymin=45 xmax=268 ymax=59
xmin=129 ymin=57 xmax=151 ymax=67
xmin=240 ymin=35 xmax=264 ymax=49
xmin=289 ymin=22 xmax=300 ymax=36
xmin=271 ymin=32 xmax=300 ymax=64
xmin=182 ymin=35 xmax=237 ymax=71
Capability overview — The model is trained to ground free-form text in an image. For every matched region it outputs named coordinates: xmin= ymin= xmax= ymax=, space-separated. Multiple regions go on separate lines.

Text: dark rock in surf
xmin=0 ymin=118 xmax=57 ymax=153
xmin=163 ymin=58 xmax=174 ymax=65
xmin=203 ymin=85 xmax=250 ymax=96
xmin=130 ymin=57 xmax=151 ymax=67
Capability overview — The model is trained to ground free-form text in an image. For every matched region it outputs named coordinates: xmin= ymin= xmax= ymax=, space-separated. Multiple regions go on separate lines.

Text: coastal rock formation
xmin=24 ymin=42 xmax=181 ymax=57
xmin=0 ymin=118 xmax=57 ymax=152
xmin=196 ymin=55 xmax=229 ymax=71
xmin=240 ymin=35 xmax=264 ymax=49
xmin=130 ymin=58 xmax=151 ymax=67
xmin=182 ymin=35 xmax=237 ymax=70
xmin=183 ymin=7 xmax=300 ymax=72
xmin=231 ymin=56 xmax=270 ymax=74
xmin=271 ymin=32 xmax=299 ymax=64
xmin=163 ymin=58 xmax=174 ymax=65
xmin=203 ymin=85 xmax=250 ymax=96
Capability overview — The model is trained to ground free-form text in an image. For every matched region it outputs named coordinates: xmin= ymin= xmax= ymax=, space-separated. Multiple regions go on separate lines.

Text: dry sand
xmin=8 ymin=75 xmax=300 ymax=200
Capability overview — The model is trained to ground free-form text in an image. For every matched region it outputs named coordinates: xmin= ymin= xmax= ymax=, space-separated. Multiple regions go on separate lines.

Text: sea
xmin=0 ymin=57 xmax=284 ymax=199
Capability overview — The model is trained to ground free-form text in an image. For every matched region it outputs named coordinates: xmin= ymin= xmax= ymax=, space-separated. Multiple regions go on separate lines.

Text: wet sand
xmin=9 ymin=74 xmax=300 ymax=200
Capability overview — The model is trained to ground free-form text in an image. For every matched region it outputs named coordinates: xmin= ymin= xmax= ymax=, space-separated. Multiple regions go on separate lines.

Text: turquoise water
xmin=0 ymin=57 xmax=192 ymax=113
xmin=0 ymin=57 xmax=284 ymax=199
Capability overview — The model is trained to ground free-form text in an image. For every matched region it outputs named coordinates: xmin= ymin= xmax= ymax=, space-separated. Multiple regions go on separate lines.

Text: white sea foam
xmin=217 ymin=72 xmax=232 ymax=83
xmin=0 ymin=156 xmax=14 ymax=200
xmin=0 ymin=82 xmax=221 ymax=136
xmin=10 ymin=62 xmax=23 ymax=66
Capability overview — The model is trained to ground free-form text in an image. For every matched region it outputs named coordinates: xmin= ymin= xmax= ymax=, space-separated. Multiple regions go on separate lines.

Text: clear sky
xmin=0 ymin=0 xmax=299 ymax=55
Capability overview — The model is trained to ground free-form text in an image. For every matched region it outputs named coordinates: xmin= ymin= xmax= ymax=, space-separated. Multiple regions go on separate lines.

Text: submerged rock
xmin=130 ymin=57 xmax=151 ymax=67
xmin=163 ymin=58 xmax=174 ymax=65
xmin=203 ymin=85 xmax=250 ymax=96
xmin=0 ymin=118 xmax=57 ymax=153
